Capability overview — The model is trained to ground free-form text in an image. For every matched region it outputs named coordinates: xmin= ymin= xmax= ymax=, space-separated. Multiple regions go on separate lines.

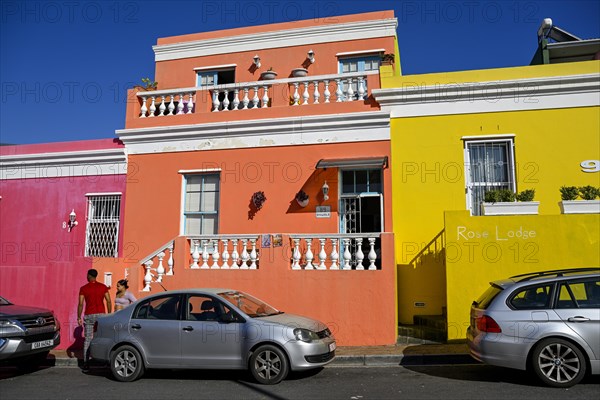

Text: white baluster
xmin=149 ymin=96 xmax=156 ymax=117
xmin=249 ymin=239 xmax=258 ymax=269
xmin=318 ymin=238 xmax=327 ymax=270
xmin=201 ymin=240 xmax=210 ymax=269
xmin=305 ymin=238 xmax=314 ymax=270
xmin=330 ymin=238 xmax=339 ymax=270
xmin=324 ymin=80 xmax=331 ymax=103
xmin=240 ymin=239 xmax=249 ymax=269
xmin=232 ymin=88 xmax=240 ymax=110
xmin=222 ymin=90 xmax=230 ymax=111
xmin=252 ymin=86 xmax=259 ymax=109
xmin=231 ymin=239 xmax=240 ymax=269
xmin=177 ymin=93 xmax=185 ymax=114
xmin=313 ymin=81 xmax=320 ymax=104
xmin=156 ymin=252 xmax=165 ymax=282
xmin=292 ymin=238 xmax=301 ymax=270
xmin=190 ymin=240 xmax=200 ymax=269
xmin=342 ymin=238 xmax=352 ymax=270
xmin=242 ymin=88 xmax=250 ymax=110
xmin=186 ymin=92 xmax=194 ymax=114
xmin=357 ymin=77 xmax=366 ymax=100
xmin=355 ymin=238 xmax=364 ymax=270
xmin=211 ymin=239 xmax=220 ymax=269
xmin=142 ymin=260 xmax=154 ymax=291
xmin=221 ymin=239 xmax=230 ymax=269
xmin=139 ymin=96 xmax=147 ymax=118
xmin=346 ymin=78 xmax=354 ymax=102
xmin=166 ymin=243 xmax=174 ymax=275
xmin=261 ymin=85 xmax=269 ymax=108
xmin=292 ymin=83 xmax=300 ymax=106
xmin=335 ymin=79 xmax=343 ymax=102
xmin=167 ymin=95 xmax=175 ymax=115
xmin=158 ymin=95 xmax=166 ymax=116
xmin=302 ymin=81 xmax=309 ymax=105
xmin=212 ymin=90 xmax=219 ymax=112
xmin=368 ymin=237 xmax=377 ymax=270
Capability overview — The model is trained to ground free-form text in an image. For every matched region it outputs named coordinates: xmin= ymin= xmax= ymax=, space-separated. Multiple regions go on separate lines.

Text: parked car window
xmin=218 ymin=291 xmax=280 ymax=317
xmin=509 ymin=284 xmax=552 ymax=309
xmin=557 ymin=279 xmax=600 ymax=309
xmin=187 ymin=295 xmax=219 ymax=321
xmin=134 ymin=295 xmax=181 ymax=320
xmin=474 ymin=284 xmax=502 ymax=309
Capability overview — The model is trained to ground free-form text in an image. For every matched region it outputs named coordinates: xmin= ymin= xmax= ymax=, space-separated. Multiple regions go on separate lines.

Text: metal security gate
xmin=85 ymin=194 xmax=121 ymax=257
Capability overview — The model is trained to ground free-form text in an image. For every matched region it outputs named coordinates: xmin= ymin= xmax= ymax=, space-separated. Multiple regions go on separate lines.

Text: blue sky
xmin=1 ymin=0 xmax=599 ymax=145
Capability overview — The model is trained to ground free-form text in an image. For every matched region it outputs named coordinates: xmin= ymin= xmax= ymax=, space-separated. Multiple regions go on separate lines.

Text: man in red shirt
xmin=77 ymin=268 xmax=111 ymax=370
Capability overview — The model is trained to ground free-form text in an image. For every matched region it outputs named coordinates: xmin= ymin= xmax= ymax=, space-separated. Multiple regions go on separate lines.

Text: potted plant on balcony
xmin=260 ymin=68 xmax=278 ymax=80
xmin=560 ymin=185 xmax=600 ymax=214
xmin=291 ymin=68 xmax=308 ymax=78
xmin=295 ymin=190 xmax=309 ymax=208
xmin=134 ymin=77 xmax=158 ymax=91
xmin=381 ymin=53 xmax=395 ymax=66
xmin=481 ymin=188 xmax=539 ymax=215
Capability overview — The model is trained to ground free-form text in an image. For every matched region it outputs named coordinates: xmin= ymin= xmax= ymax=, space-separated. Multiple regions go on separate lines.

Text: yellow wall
xmin=444 ymin=211 xmax=600 ymax=340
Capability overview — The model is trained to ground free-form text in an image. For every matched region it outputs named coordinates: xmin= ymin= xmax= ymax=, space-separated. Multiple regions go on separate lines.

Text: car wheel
xmin=531 ymin=338 xmax=587 ymax=388
xmin=110 ymin=345 xmax=145 ymax=382
xmin=250 ymin=344 xmax=289 ymax=385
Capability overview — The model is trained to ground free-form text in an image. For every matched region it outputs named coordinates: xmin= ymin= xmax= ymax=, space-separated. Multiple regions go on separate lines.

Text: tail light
xmin=93 ymin=321 xmax=98 ymax=333
xmin=476 ymin=315 xmax=502 ymax=333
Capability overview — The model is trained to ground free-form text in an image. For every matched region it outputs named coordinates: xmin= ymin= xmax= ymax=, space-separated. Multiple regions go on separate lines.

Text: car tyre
xmin=531 ymin=338 xmax=587 ymax=388
xmin=110 ymin=345 xmax=145 ymax=382
xmin=250 ymin=344 xmax=289 ymax=385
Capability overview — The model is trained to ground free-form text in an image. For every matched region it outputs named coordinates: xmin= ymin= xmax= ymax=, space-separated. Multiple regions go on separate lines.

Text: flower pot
xmin=481 ymin=201 xmax=539 ymax=216
xmin=560 ymin=200 xmax=600 ymax=214
xmin=291 ymin=68 xmax=308 ymax=78
xmin=296 ymin=198 xmax=309 ymax=208
xmin=260 ymin=71 xmax=277 ymax=80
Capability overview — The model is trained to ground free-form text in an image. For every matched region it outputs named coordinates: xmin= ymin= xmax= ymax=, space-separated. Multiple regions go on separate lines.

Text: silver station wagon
xmin=90 ymin=289 xmax=336 ymax=384
xmin=467 ymin=268 xmax=600 ymax=387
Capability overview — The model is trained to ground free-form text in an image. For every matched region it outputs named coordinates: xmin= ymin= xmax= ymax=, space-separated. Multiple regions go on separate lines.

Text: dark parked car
xmin=467 ymin=268 xmax=600 ymax=388
xmin=91 ymin=289 xmax=336 ymax=384
xmin=0 ymin=295 xmax=61 ymax=368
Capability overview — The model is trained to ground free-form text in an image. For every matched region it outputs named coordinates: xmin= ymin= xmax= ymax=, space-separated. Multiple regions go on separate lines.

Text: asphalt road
xmin=1 ymin=364 xmax=598 ymax=399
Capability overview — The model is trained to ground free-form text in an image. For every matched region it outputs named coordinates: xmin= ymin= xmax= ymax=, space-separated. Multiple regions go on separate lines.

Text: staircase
xmin=397 ymin=314 xmax=448 ymax=344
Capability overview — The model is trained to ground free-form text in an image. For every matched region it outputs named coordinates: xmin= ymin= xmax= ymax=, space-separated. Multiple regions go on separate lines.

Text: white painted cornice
xmin=153 ymin=18 xmax=398 ymax=62
xmin=372 ymin=73 xmax=600 ymax=117
xmin=116 ymin=111 xmax=391 ymax=154
xmin=0 ymin=148 xmax=127 ymax=180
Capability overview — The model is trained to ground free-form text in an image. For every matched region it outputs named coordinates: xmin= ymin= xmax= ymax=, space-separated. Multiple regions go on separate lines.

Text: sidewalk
xmin=46 ymin=343 xmax=473 ymax=368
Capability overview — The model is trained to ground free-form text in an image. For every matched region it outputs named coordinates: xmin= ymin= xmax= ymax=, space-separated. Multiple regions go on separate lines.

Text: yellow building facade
xmin=374 ymin=61 xmax=600 ymax=340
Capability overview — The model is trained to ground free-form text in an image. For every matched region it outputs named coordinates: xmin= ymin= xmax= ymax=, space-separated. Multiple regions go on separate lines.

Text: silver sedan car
xmin=467 ymin=268 xmax=599 ymax=388
xmin=90 ymin=289 xmax=336 ymax=384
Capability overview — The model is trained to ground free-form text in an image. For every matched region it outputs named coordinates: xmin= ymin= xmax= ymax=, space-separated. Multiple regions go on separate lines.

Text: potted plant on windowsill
xmin=481 ymin=189 xmax=539 ymax=215
xmin=560 ymin=185 xmax=600 ymax=214
xmin=260 ymin=68 xmax=278 ymax=80
xmin=295 ymin=190 xmax=309 ymax=208
xmin=380 ymin=53 xmax=395 ymax=65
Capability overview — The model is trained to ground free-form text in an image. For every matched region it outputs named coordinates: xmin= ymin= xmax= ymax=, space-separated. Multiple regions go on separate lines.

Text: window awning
xmin=315 ymin=156 xmax=388 ymax=169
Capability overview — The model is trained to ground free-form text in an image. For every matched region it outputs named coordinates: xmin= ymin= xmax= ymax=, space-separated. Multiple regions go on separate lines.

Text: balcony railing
xmin=136 ymin=71 xmax=378 ymax=118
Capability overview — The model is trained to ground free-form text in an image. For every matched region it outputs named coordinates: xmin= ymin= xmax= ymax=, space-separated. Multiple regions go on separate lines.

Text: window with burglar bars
xmin=85 ymin=195 xmax=121 ymax=257
xmin=464 ymin=139 xmax=516 ymax=215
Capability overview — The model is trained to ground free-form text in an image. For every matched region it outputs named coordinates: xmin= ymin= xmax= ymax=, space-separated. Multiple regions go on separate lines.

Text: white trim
xmin=117 ymin=111 xmax=391 ymax=154
xmin=178 ymin=168 xmax=222 ymax=174
xmin=153 ymin=18 xmax=397 ymax=62
xmin=193 ymin=64 xmax=237 ymax=71
xmin=85 ymin=192 xmax=123 ymax=196
xmin=336 ymin=49 xmax=386 ymax=57
xmin=461 ymin=134 xmax=516 ymax=140
xmin=372 ymin=73 xmax=600 ymax=117
xmin=0 ymin=148 xmax=127 ymax=180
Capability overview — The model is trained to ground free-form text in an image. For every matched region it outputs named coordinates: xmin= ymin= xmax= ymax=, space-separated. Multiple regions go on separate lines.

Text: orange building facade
xmin=93 ymin=11 xmax=401 ymax=346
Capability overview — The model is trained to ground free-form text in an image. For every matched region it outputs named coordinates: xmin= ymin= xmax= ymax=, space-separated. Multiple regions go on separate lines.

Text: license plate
xmin=329 ymin=342 xmax=336 ymax=352
xmin=32 ymin=339 xmax=53 ymax=350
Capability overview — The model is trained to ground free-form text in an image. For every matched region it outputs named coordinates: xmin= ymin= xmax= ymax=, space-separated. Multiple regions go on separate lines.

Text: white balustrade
xmin=289 ymin=235 xmax=380 ymax=270
xmin=139 ymin=91 xmax=195 ymax=117
xmin=185 ymin=235 xmax=260 ymax=269
xmin=140 ymin=240 xmax=175 ymax=291
xmin=156 ymin=252 xmax=165 ymax=282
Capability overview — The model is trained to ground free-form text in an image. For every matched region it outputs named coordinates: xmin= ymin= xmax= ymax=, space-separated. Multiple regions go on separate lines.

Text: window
xmin=134 ymin=295 xmax=181 ymax=320
xmin=184 ymin=174 xmax=219 ymax=235
xmin=464 ymin=138 xmax=516 ymax=215
xmin=557 ymin=279 xmax=600 ymax=309
xmin=338 ymin=56 xmax=379 ymax=100
xmin=510 ymin=284 xmax=552 ymax=310
xmin=85 ymin=194 xmax=121 ymax=257
xmin=196 ymin=69 xmax=235 ymax=87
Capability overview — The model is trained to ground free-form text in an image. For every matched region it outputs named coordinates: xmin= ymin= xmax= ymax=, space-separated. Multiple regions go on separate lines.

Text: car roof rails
xmin=510 ymin=267 xmax=600 ymax=282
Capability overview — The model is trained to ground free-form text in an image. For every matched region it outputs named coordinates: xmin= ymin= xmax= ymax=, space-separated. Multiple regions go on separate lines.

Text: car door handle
xmin=568 ymin=316 xmax=590 ymax=322
xmin=131 ymin=324 xmax=141 ymax=330
xmin=182 ymin=326 xmax=194 ymax=331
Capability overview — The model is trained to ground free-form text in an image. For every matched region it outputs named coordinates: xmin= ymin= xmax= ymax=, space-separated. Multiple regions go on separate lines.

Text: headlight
xmin=0 ymin=319 xmax=25 ymax=336
xmin=294 ymin=328 xmax=319 ymax=342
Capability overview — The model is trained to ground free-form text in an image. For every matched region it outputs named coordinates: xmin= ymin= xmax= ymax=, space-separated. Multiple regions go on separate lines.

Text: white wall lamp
xmin=253 ymin=55 xmax=261 ymax=68
xmin=67 ymin=209 xmax=78 ymax=232
xmin=322 ymin=181 xmax=329 ymax=201
xmin=307 ymin=49 xmax=315 ymax=64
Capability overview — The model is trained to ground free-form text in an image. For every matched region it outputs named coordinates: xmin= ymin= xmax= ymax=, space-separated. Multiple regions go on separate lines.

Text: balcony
xmin=125 ymin=71 xmax=381 ymax=129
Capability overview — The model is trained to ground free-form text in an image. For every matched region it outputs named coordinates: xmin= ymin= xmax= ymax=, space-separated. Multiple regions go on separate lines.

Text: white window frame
xmin=84 ymin=193 xmax=121 ymax=257
xmin=182 ymin=173 xmax=220 ymax=235
xmin=338 ymin=168 xmax=384 ymax=234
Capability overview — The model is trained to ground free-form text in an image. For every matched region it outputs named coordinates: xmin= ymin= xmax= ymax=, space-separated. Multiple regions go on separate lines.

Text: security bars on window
xmin=85 ymin=195 xmax=121 ymax=257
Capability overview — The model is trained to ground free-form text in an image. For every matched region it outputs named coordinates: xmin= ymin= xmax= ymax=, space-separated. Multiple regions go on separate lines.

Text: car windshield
xmin=218 ymin=291 xmax=281 ymax=317
xmin=0 ymin=296 xmax=12 ymax=306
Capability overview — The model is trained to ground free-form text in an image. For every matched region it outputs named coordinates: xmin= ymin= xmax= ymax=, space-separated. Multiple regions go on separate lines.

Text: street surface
xmin=0 ymin=364 xmax=598 ymax=399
